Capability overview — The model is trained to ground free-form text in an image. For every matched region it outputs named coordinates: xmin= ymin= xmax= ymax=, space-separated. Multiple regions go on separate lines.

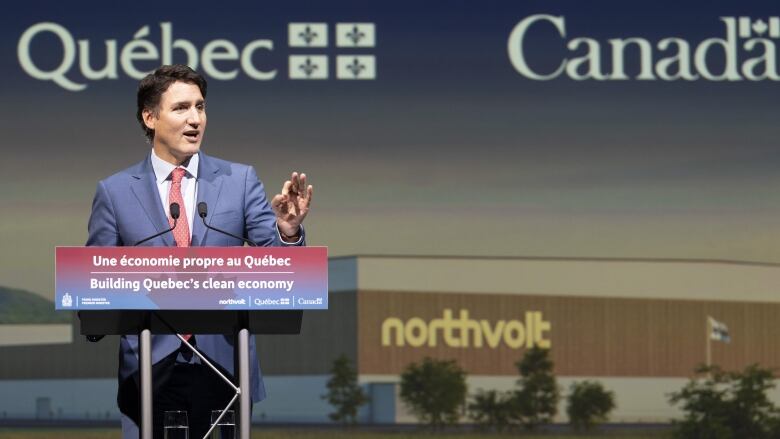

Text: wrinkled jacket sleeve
xmin=244 ymin=166 xmax=305 ymax=247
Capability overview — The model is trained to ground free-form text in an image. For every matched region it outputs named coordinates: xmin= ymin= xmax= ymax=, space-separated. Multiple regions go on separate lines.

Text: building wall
xmin=0 ymin=379 xmax=119 ymax=420
xmin=0 ymin=376 xmax=337 ymax=423
xmin=258 ymin=291 xmax=356 ymax=375
xmin=0 ymin=292 xmax=356 ymax=379
xmin=358 ymin=290 xmax=780 ymax=376
xmin=0 ymin=316 xmax=116 ymax=379
xmin=352 ymin=256 xmax=780 ymax=302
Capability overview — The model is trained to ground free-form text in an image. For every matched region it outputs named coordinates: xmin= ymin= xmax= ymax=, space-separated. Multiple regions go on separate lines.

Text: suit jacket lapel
xmin=130 ymin=155 xmax=174 ymax=246
xmin=192 ymin=153 xmax=223 ymax=246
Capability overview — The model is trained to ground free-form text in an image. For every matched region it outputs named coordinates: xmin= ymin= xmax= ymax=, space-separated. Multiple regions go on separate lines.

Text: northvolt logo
xmin=508 ymin=15 xmax=780 ymax=81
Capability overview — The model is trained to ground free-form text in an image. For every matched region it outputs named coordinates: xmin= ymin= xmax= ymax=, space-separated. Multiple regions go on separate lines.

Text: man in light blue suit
xmin=86 ymin=65 xmax=313 ymax=438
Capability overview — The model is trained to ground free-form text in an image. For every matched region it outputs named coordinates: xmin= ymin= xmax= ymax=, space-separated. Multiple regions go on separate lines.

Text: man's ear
xmin=142 ymin=108 xmax=156 ymax=131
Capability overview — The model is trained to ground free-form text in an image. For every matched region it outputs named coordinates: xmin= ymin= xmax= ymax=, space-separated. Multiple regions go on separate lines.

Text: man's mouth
xmin=183 ymin=130 xmax=200 ymax=140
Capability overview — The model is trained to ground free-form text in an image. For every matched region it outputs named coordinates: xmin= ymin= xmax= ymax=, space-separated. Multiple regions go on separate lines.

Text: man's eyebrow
xmin=169 ymin=99 xmax=205 ymax=107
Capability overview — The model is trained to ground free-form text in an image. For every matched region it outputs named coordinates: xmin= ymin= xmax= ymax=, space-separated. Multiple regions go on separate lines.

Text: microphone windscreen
xmin=170 ymin=202 xmax=180 ymax=220
xmin=198 ymin=202 xmax=208 ymax=218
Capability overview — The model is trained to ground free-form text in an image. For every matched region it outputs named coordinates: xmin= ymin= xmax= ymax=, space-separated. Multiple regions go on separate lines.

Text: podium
xmin=59 ymin=246 xmax=326 ymax=438
xmin=79 ymin=310 xmax=302 ymax=439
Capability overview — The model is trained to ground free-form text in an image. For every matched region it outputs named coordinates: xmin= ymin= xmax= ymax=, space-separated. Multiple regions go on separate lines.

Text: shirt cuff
xmin=276 ymin=223 xmax=304 ymax=245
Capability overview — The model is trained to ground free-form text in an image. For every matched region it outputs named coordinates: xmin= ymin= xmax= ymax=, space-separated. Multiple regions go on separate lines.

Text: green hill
xmin=0 ymin=286 xmax=71 ymax=324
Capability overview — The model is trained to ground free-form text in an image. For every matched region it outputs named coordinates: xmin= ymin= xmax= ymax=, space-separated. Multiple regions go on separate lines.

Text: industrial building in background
xmin=1 ymin=255 xmax=780 ymax=423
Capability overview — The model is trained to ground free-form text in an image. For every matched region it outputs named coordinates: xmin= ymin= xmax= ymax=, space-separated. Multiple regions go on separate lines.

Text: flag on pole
xmin=709 ymin=316 xmax=731 ymax=343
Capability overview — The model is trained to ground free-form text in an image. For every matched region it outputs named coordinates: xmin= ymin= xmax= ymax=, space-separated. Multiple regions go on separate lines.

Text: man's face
xmin=144 ymin=81 xmax=207 ymax=164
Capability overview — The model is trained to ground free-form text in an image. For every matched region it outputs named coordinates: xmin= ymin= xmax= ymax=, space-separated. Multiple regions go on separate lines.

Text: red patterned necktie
xmin=168 ymin=167 xmax=190 ymax=248
xmin=169 ymin=167 xmax=192 ymax=342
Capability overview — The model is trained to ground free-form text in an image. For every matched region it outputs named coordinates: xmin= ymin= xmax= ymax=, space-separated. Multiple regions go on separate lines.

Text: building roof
xmin=329 ymin=255 xmax=780 ymax=302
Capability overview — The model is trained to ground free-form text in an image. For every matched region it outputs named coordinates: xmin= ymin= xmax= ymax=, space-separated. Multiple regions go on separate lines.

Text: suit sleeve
xmin=244 ymin=166 xmax=305 ymax=247
xmin=86 ymin=180 xmax=122 ymax=246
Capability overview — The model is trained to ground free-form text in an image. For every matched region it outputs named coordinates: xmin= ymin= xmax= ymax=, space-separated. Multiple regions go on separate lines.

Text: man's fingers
xmin=299 ymin=173 xmax=307 ymax=196
xmin=281 ymin=180 xmax=292 ymax=197
xmin=271 ymin=194 xmax=285 ymax=210
xmin=281 ymin=171 xmax=312 ymax=215
xmin=290 ymin=172 xmax=299 ymax=194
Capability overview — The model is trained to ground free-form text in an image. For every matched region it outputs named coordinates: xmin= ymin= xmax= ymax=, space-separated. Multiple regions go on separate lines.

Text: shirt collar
xmin=150 ymin=149 xmax=200 ymax=184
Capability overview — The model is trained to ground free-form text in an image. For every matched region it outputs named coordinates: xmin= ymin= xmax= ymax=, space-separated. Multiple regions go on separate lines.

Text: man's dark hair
xmin=136 ymin=64 xmax=207 ymax=142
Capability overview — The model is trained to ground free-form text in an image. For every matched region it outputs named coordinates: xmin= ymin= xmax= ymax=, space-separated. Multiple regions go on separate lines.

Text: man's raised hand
xmin=271 ymin=171 xmax=313 ymax=240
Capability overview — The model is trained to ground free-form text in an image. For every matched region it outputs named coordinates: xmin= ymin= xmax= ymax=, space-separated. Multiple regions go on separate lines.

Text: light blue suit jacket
xmin=86 ymin=152 xmax=302 ymax=434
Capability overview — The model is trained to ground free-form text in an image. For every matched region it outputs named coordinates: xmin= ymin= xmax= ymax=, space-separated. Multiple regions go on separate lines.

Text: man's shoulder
xmin=97 ymin=152 xmax=258 ymax=187
xmin=98 ymin=157 xmax=149 ymax=188
xmin=199 ymin=152 xmax=255 ymax=177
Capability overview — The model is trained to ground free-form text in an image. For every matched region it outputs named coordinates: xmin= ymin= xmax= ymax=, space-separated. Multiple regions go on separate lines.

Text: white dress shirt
xmin=149 ymin=149 xmax=303 ymax=244
xmin=150 ymin=149 xmax=198 ymax=240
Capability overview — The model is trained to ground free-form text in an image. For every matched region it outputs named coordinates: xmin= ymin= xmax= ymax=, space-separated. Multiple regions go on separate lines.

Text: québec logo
xmin=17 ymin=22 xmax=377 ymax=91
xmin=289 ymin=23 xmax=376 ymax=80
xmin=508 ymin=15 xmax=780 ymax=81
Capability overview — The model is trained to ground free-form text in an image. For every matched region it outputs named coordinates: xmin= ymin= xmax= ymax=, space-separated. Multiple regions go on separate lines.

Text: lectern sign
xmin=55 ymin=246 xmax=328 ymax=310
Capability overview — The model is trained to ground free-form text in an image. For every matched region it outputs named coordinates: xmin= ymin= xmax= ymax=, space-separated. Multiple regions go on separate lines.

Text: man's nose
xmin=187 ymin=108 xmax=202 ymax=125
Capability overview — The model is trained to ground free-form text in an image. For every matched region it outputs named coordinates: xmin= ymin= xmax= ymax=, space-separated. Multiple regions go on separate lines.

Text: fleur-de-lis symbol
xmin=299 ymin=58 xmax=319 ymax=77
xmin=298 ymin=26 xmax=318 ymax=45
xmin=346 ymin=25 xmax=365 ymax=45
xmin=346 ymin=58 xmax=365 ymax=77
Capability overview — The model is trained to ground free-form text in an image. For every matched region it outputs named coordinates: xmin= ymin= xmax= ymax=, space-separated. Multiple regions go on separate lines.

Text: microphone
xmin=197 ymin=202 xmax=257 ymax=246
xmin=170 ymin=202 xmax=180 ymax=221
xmin=133 ymin=202 xmax=180 ymax=246
xmin=89 ymin=204 xmax=181 ymax=343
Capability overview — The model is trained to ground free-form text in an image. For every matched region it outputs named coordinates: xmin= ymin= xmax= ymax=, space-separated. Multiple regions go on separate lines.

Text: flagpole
xmin=706 ymin=316 xmax=712 ymax=370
